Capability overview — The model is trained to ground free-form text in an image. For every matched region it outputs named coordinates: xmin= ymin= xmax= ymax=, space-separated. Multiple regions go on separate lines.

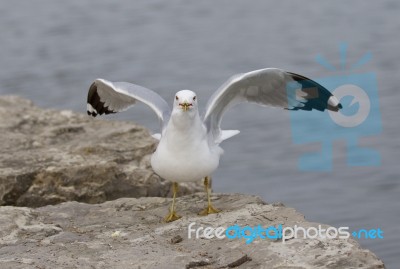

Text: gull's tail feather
xmin=217 ymin=130 xmax=240 ymax=143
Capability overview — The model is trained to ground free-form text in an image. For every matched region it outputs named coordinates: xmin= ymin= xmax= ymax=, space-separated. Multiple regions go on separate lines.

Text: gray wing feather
xmin=87 ymin=79 xmax=170 ymax=130
xmin=203 ymin=68 xmax=342 ymax=143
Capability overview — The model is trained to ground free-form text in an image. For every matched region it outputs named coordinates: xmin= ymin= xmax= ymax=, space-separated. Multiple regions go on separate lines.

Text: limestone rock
xmin=0 ymin=193 xmax=385 ymax=268
xmin=0 ymin=95 xmax=201 ymax=207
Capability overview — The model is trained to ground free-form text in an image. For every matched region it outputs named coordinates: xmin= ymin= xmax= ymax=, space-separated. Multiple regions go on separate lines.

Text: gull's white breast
xmin=150 ymin=112 xmax=222 ymax=182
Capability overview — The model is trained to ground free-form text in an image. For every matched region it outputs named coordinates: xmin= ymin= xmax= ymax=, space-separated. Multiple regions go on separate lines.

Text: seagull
xmin=86 ymin=68 xmax=342 ymax=222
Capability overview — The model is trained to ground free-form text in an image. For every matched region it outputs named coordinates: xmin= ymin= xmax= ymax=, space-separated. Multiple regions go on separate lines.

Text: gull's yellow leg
xmin=164 ymin=182 xmax=181 ymax=222
xmin=198 ymin=176 xmax=220 ymax=216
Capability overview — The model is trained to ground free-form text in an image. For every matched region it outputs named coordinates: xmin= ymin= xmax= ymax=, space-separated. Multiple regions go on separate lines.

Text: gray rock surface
xmin=0 ymin=95 xmax=201 ymax=207
xmin=0 ymin=193 xmax=384 ymax=269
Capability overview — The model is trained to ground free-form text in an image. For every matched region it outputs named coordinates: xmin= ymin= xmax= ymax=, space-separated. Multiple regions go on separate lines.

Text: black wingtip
xmin=287 ymin=72 xmax=344 ymax=113
xmin=328 ymin=102 xmax=343 ymax=112
xmin=87 ymin=110 xmax=98 ymax=117
xmin=86 ymin=81 xmax=116 ymax=117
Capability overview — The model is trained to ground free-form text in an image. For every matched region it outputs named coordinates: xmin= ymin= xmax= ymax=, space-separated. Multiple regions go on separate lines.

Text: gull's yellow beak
xmin=179 ymin=102 xmax=192 ymax=111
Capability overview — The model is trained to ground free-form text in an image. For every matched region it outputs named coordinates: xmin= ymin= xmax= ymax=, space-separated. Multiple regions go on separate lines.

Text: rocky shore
xmin=0 ymin=95 xmax=201 ymax=207
xmin=0 ymin=194 xmax=385 ymax=269
xmin=0 ymin=96 xmax=385 ymax=268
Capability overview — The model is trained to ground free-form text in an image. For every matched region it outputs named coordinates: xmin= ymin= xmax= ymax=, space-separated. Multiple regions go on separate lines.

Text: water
xmin=1 ymin=0 xmax=399 ymax=266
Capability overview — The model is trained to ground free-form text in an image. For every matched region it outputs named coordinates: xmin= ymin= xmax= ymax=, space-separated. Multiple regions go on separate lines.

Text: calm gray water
xmin=1 ymin=0 xmax=399 ymax=266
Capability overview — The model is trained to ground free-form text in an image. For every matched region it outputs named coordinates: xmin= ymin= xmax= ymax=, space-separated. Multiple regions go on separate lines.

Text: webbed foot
xmin=198 ymin=176 xmax=221 ymax=216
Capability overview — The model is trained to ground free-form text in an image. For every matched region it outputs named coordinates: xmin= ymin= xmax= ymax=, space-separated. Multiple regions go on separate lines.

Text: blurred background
xmin=0 ymin=0 xmax=399 ymax=266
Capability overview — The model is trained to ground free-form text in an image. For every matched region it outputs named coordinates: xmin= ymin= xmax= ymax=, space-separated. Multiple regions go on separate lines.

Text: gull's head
xmin=173 ymin=90 xmax=197 ymax=112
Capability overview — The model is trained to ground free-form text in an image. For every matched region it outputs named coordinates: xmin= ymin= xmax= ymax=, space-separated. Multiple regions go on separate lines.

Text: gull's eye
xmin=175 ymin=96 xmax=179 ymax=100
xmin=193 ymin=96 xmax=196 ymax=101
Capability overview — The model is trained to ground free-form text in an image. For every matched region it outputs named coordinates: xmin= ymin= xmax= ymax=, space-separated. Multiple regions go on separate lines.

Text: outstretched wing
xmin=203 ymin=68 xmax=342 ymax=143
xmin=87 ymin=79 xmax=171 ymax=131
